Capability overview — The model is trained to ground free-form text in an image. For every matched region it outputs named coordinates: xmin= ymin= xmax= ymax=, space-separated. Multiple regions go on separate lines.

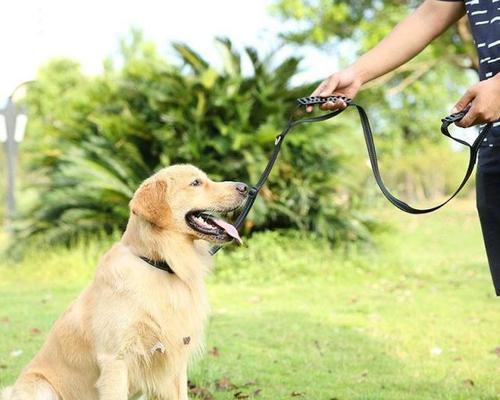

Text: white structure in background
xmin=0 ymin=84 xmax=30 ymax=226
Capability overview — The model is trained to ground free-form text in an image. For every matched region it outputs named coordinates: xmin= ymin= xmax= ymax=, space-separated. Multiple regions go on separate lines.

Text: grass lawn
xmin=0 ymin=201 xmax=498 ymax=399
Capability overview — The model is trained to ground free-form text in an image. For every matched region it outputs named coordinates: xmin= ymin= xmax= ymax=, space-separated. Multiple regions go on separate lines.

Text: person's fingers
xmin=311 ymin=79 xmax=328 ymax=97
xmin=306 ymin=75 xmax=338 ymax=112
xmin=320 ymin=98 xmax=347 ymax=111
xmin=456 ymin=102 xmax=478 ymax=128
xmin=320 ymin=98 xmax=338 ymax=111
xmin=318 ymin=75 xmax=340 ymax=97
xmin=307 ymin=73 xmax=350 ymax=112
xmin=451 ymin=88 xmax=475 ymax=114
xmin=317 ymin=75 xmax=342 ymax=113
xmin=307 ymin=78 xmax=333 ymax=112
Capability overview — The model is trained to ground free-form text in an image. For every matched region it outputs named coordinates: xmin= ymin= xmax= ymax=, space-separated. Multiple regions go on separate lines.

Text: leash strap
xmin=230 ymin=104 xmax=347 ymax=229
xmin=349 ymin=101 xmax=491 ymax=214
xmin=209 ymin=98 xmax=349 ymax=255
xmin=209 ymin=96 xmax=492 ymax=255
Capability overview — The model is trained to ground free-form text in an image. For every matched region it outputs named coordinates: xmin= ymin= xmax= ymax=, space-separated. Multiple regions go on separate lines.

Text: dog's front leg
xmin=176 ymin=363 xmax=189 ymax=400
xmin=96 ymin=354 xmax=129 ymax=400
xmin=155 ymin=361 xmax=188 ymax=400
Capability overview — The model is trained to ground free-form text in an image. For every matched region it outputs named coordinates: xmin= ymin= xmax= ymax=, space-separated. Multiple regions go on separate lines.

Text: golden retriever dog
xmin=2 ymin=164 xmax=248 ymax=400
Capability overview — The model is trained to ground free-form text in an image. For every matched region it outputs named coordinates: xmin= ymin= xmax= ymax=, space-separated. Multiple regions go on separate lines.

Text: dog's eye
xmin=190 ymin=179 xmax=202 ymax=187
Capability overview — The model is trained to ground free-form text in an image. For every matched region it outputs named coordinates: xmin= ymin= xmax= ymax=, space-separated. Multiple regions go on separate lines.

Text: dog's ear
xmin=129 ymin=180 xmax=170 ymax=228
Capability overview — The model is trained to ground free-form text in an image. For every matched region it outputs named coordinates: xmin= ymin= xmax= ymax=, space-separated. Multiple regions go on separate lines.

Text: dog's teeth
xmin=194 ymin=215 xmax=214 ymax=230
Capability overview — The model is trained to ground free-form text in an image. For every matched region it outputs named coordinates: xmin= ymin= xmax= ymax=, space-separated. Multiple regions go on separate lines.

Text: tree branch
xmin=387 ymin=60 xmax=438 ymax=96
xmin=456 ymin=16 xmax=479 ymax=72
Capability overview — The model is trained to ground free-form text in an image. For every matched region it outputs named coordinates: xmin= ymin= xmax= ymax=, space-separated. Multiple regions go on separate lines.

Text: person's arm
xmin=308 ymin=0 xmax=465 ymax=112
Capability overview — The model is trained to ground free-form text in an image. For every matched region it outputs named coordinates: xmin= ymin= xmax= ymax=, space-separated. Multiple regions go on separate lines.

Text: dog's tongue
xmin=210 ymin=217 xmax=242 ymax=244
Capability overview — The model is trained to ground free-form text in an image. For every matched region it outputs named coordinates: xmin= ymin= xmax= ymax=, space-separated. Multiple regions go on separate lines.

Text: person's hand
xmin=306 ymin=68 xmax=363 ymax=113
xmin=452 ymin=74 xmax=500 ymax=128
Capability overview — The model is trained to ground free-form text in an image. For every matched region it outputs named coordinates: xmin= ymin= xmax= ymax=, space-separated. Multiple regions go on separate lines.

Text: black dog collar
xmin=140 ymin=256 xmax=174 ymax=274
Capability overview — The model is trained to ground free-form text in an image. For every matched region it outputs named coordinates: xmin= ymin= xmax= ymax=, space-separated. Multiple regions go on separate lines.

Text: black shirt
xmin=442 ymin=0 xmax=500 ymax=80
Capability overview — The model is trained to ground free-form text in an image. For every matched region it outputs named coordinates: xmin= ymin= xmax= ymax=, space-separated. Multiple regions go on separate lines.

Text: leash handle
xmin=296 ymin=95 xmax=351 ymax=106
xmin=441 ymin=107 xmax=470 ymax=125
xmin=440 ymin=106 xmax=477 ymax=148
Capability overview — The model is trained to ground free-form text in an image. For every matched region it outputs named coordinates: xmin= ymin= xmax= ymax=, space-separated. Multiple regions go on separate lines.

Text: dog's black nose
xmin=235 ymin=182 xmax=248 ymax=194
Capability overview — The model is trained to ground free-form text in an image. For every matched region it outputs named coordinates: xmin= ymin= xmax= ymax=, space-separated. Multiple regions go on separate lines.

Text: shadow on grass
xmin=191 ymin=311 xmax=494 ymax=400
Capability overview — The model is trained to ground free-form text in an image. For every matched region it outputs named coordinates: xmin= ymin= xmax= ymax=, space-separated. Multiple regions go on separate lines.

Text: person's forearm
xmin=351 ymin=0 xmax=465 ymax=84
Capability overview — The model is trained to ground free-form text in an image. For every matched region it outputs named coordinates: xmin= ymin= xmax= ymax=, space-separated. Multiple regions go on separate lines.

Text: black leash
xmin=210 ymin=96 xmax=492 ymax=255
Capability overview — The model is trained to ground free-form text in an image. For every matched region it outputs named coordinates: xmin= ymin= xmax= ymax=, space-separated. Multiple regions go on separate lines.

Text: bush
xmin=17 ymin=32 xmax=374 ymax=246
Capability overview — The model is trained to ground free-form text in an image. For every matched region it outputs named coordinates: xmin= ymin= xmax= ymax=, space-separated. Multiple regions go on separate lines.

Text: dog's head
xmin=129 ymin=164 xmax=248 ymax=244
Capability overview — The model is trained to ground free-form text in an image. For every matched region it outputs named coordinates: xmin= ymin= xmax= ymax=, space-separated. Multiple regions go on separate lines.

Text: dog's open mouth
xmin=185 ymin=210 xmax=242 ymax=244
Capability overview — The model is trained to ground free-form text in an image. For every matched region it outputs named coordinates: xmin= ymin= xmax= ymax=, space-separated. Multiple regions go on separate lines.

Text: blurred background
xmin=0 ymin=1 xmax=498 ymax=399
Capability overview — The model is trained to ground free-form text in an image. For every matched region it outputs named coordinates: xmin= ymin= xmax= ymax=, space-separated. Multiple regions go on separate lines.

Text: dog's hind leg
xmin=96 ymin=354 xmax=128 ymax=400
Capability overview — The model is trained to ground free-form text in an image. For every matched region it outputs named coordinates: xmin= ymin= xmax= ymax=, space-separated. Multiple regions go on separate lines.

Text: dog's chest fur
xmin=101 ymin=245 xmax=210 ymax=394
xmin=128 ymin=280 xmax=208 ymax=396
xmin=130 ymin=276 xmax=208 ymax=360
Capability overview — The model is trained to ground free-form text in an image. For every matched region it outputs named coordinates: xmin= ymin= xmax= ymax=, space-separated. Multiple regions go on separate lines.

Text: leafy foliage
xmin=19 ymin=32 xmax=373 ymax=245
xmin=271 ymin=0 xmax=476 ymax=142
xmin=271 ymin=0 xmax=479 ymax=201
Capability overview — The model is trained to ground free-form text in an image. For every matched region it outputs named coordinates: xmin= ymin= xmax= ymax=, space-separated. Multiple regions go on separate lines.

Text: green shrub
xmin=17 ymin=32 xmax=374 ymax=247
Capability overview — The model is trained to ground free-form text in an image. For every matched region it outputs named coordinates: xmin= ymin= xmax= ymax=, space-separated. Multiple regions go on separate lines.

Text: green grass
xmin=0 ymin=201 xmax=499 ymax=399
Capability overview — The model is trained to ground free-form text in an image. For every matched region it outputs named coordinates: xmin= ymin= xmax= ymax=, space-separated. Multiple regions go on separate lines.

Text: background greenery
xmin=1 ymin=1 xmax=497 ymax=399
xmin=6 ymin=1 xmax=477 ymax=248
xmin=271 ymin=0 xmax=479 ymax=204
xmin=17 ymin=32 xmax=374 ymax=247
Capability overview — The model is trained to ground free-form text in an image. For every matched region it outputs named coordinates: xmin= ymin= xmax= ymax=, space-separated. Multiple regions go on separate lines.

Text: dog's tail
xmin=0 ymin=387 xmax=13 ymax=400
